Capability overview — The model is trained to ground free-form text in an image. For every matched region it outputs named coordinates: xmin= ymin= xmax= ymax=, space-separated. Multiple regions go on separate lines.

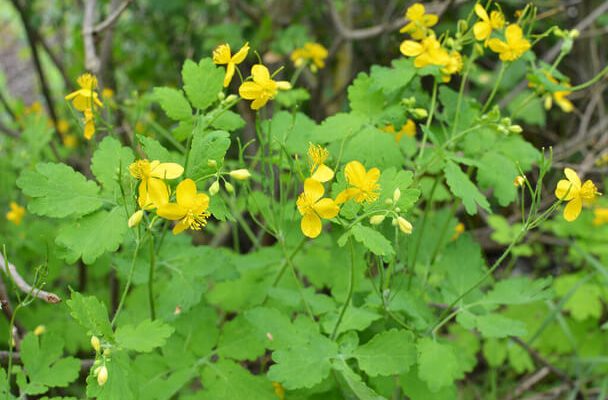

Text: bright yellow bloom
xmin=550 ymin=88 xmax=574 ymax=113
xmin=308 ymin=143 xmax=334 ymax=182
xmin=65 ymin=73 xmax=103 ymax=112
xmin=382 ymin=120 xmax=416 ymax=142
xmin=6 ymin=201 xmax=25 ymax=225
xmin=129 ymin=160 xmax=183 ymax=210
xmin=473 ymin=4 xmax=505 ymax=43
xmin=291 ymin=43 xmax=328 ymax=72
xmin=400 ymin=3 xmax=438 ymax=40
xmin=34 ymin=325 xmax=46 ymax=336
xmin=488 ymin=24 xmax=531 ymax=62
xmin=57 ymin=119 xmax=70 ymax=135
xmin=213 ymin=42 xmax=250 ymax=87
xmin=156 ymin=179 xmax=211 ymax=235
xmin=296 ymin=178 xmax=340 ymax=238
xmin=593 ymin=208 xmax=608 ymax=226
xmin=441 ymin=51 xmax=463 ymax=82
xmin=335 ymin=161 xmax=381 ymax=204
xmin=102 ymin=88 xmax=114 ymax=99
xmin=554 ymin=168 xmax=600 ymax=221
xmin=513 ymin=175 xmax=526 ymax=187
xmin=400 ymin=34 xmax=449 ymax=68
xmin=452 ymin=222 xmax=465 ymax=240
xmin=272 ymin=382 xmax=285 ymax=400
xmin=62 ymin=134 xmax=78 ymax=149
xmin=83 ymin=108 xmax=96 ymax=140
xmin=239 ymin=64 xmax=291 ymax=110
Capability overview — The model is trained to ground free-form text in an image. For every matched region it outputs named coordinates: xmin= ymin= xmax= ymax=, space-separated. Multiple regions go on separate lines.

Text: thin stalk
xmin=331 ymin=239 xmax=356 ymax=340
xmin=112 ymin=239 xmax=141 ymax=325
xmin=481 ymin=62 xmax=506 ymax=113
xmin=416 ymin=80 xmax=439 ymax=164
xmin=148 ymin=234 xmax=156 ymax=320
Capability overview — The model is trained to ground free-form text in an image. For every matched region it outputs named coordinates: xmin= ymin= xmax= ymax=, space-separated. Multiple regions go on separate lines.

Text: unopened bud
xmin=225 ymin=94 xmax=238 ymax=103
xmin=370 ymin=215 xmax=385 ymax=225
xmin=569 ymin=29 xmax=580 ymax=39
xmin=97 ymin=365 xmax=108 ymax=386
xmin=384 ymin=198 xmax=393 ymax=205
xmin=412 ymin=108 xmax=428 ymax=120
xmin=457 ymin=20 xmax=468 ymax=33
xmin=513 ymin=175 xmax=526 ymax=187
xmin=395 ymin=207 xmax=401 ymax=213
xmin=217 ymin=91 xmax=226 ymax=101
xmin=393 ymin=188 xmax=401 ymax=203
xmin=207 ymin=159 xmax=218 ymax=168
xmin=34 ymin=325 xmax=46 ymax=336
xmin=91 ymin=336 xmax=101 ymax=352
xmin=473 ymin=43 xmax=485 ymax=56
xmin=229 ymin=169 xmax=251 ymax=180
xmin=225 ymin=182 xmax=234 ymax=193
xmin=509 ymin=124 xmax=523 ymax=134
xmin=103 ymin=348 xmax=111 ymax=357
xmin=209 ymin=180 xmax=220 ymax=196
xmin=397 ymin=217 xmax=413 ymax=234
xmin=128 ymin=210 xmax=144 ymax=228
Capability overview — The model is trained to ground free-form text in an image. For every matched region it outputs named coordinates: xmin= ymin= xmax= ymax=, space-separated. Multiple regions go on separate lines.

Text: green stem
xmin=331 ymin=238 xmax=356 ymax=340
xmin=482 ymin=62 xmax=506 ymax=113
xmin=416 ymin=80 xmax=439 ymax=164
xmin=112 ymin=239 xmax=141 ymax=326
xmin=569 ymin=64 xmax=608 ymax=92
xmin=6 ymin=304 xmax=22 ymax=394
xmin=148 ymin=234 xmax=156 ymax=320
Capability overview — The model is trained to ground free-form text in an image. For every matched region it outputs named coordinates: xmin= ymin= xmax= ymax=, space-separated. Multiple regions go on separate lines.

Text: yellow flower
xmin=551 ymin=88 xmax=573 ymax=113
xmin=452 ymin=222 xmax=465 ymax=240
xmin=291 ymin=43 xmax=328 ymax=72
xmin=157 ymin=179 xmax=211 ymax=235
xmin=382 ymin=120 xmax=416 ymax=142
xmin=34 ymin=325 xmax=46 ymax=336
xmin=296 ymin=178 xmax=340 ymax=238
xmin=473 ymin=4 xmax=505 ymax=43
xmin=400 ymin=3 xmax=438 ymax=40
xmin=441 ymin=51 xmax=463 ymax=82
xmin=83 ymin=108 xmax=96 ymax=140
xmin=65 ymin=73 xmax=103 ymax=112
xmin=239 ymin=64 xmax=291 ymax=110
xmin=400 ymin=34 xmax=449 ymax=68
xmin=593 ymin=208 xmax=608 ymax=226
xmin=62 ymin=134 xmax=78 ymax=149
xmin=272 ymin=382 xmax=285 ymax=400
xmin=213 ymin=42 xmax=250 ymax=87
xmin=513 ymin=175 xmax=526 ymax=187
xmin=308 ymin=143 xmax=334 ymax=182
xmin=6 ymin=201 xmax=25 ymax=226
xmin=336 ymin=161 xmax=381 ymax=204
xmin=488 ymin=24 xmax=531 ymax=62
xmin=57 ymin=119 xmax=70 ymax=135
xmin=129 ymin=160 xmax=183 ymax=210
xmin=102 ymin=88 xmax=114 ymax=99
xmin=554 ymin=168 xmax=600 ymax=221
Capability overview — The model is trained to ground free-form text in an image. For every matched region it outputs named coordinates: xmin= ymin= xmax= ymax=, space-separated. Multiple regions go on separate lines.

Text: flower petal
xmin=505 ymin=24 xmax=524 ymax=44
xmin=555 ymin=179 xmax=578 ymax=201
xmin=250 ymin=96 xmax=269 ymax=110
xmin=213 ymin=44 xmax=232 ymax=65
xmin=231 ymin=43 xmax=249 ymax=64
xmin=563 ymin=197 xmax=582 ymax=222
xmin=304 ymin=178 xmax=324 ymax=202
xmin=311 ymin=164 xmax=334 ymax=182
xmin=176 ymin=179 xmax=197 ymax=207
xmin=564 ymin=168 xmax=581 ymax=188
xmin=251 ymin=64 xmax=270 ymax=83
xmin=473 ymin=22 xmax=491 ymax=41
xmin=335 ymin=188 xmax=360 ymax=204
xmin=313 ymin=198 xmax=340 ymax=219
xmin=344 ymin=160 xmax=367 ymax=188
xmin=157 ymin=203 xmax=186 ymax=220
xmin=224 ymin=62 xmax=235 ymax=87
xmin=147 ymin=177 xmax=170 ymax=207
xmin=400 ymin=40 xmax=423 ymax=57
xmin=172 ymin=219 xmax=190 ymax=234
xmin=474 ymin=4 xmax=489 ymax=22
xmin=151 ymin=162 xmax=184 ymax=179
xmin=487 ymin=38 xmax=508 ymax=54
xmin=239 ymin=82 xmax=262 ymax=100
xmin=301 ymin=213 xmax=322 ymax=238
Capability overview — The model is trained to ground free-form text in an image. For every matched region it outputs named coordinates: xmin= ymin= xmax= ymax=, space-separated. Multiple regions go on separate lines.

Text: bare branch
xmin=83 ymin=0 xmax=101 ymax=74
xmin=0 ymin=254 xmax=62 ymax=304
xmin=90 ymin=0 xmax=133 ymax=35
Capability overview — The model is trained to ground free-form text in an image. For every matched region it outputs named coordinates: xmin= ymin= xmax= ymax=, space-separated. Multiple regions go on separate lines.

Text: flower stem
xmin=331 ymin=238 xmax=356 ymax=340
xmin=112 ymin=238 xmax=141 ymax=326
xmin=148 ymin=234 xmax=156 ymax=320
xmin=481 ymin=62 xmax=506 ymax=113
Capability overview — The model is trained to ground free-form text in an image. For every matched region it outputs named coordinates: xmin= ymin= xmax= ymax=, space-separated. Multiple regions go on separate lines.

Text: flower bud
xmin=209 ymin=180 xmax=220 ymax=196
xmin=225 ymin=182 xmax=234 ymax=193
xmin=384 ymin=198 xmax=393 ymax=205
xmin=128 ymin=210 xmax=144 ymax=228
xmin=217 ymin=91 xmax=226 ymax=101
xmin=97 ymin=365 xmax=108 ymax=386
xmin=411 ymin=108 xmax=428 ymax=120
xmin=34 ymin=325 xmax=46 ymax=336
xmin=103 ymin=348 xmax=111 ymax=357
xmin=229 ymin=169 xmax=251 ymax=180
xmin=397 ymin=217 xmax=413 ymax=234
xmin=393 ymin=188 xmax=401 ymax=203
xmin=473 ymin=43 xmax=485 ymax=56
xmin=513 ymin=175 xmax=526 ymax=187
xmin=370 ymin=215 xmax=385 ymax=225
xmin=225 ymin=94 xmax=238 ymax=103
xmin=508 ymin=125 xmax=523 ymax=134
xmin=569 ymin=29 xmax=580 ymax=39
xmin=91 ymin=336 xmax=101 ymax=352
xmin=207 ymin=159 xmax=218 ymax=168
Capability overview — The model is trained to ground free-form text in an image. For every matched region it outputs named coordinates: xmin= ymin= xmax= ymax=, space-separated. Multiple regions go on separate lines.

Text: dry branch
xmin=0 ymin=254 xmax=61 ymax=304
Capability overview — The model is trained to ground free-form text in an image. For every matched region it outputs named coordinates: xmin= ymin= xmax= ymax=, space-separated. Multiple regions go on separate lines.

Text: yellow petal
xmin=157 ymin=203 xmax=187 ymax=220
xmin=399 ymin=21 xmax=416 ymax=34
xmin=422 ymin=14 xmax=438 ymax=27
xmin=344 ymin=161 xmax=367 ymax=188
xmin=313 ymin=198 xmax=340 ymax=219
xmin=239 ymin=82 xmax=262 ymax=100
xmin=563 ymin=197 xmax=582 ymax=221
xmin=366 ymin=167 xmax=381 ymax=185
xmin=487 ymin=38 xmax=508 ymax=54
xmin=231 ymin=43 xmax=249 ymax=64
xmin=213 ymin=44 xmax=232 ymax=65
xmin=224 ymin=62 xmax=236 ymax=87
xmin=251 ymin=64 xmax=270 ymax=83
xmin=555 ymin=179 xmax=577 ymax=201
xmin=150 ymin=162 xmax=184 ymax=179
xmin=473 ymin=22 xmax=491 ymax=41
xmin=400 ymin=40 xmax=423 ymax=57
xmin=304 ymin=178 xmax=324 ymax=202
xmin=172 ymin=219 xmax=190 ymax=234
xmin=505 ymin=24 xmax=524 ymax=44
xmin=194 ymin=193 xmax=210 ymax=213
xmin=176 ymin=179 xmax=197 ymax=208
xmin=564 ymin=168 xmax=581 ymax=188
xmin=301 ymin=213 xmax=322 ymax=238
xmin=250 ymin=96 xmax=269 ymax=110
xmin=311 ymin=164 xmax=334 ymax=182
xmin=489 ymin=11 xmax=505 ymax=29
xmin=406 ymin=3 xmax=425 ymax=20
xmin=147 ymin=177 xmax=170 ymax=207
xmin=474 ymin=4 xmax=489 ymax=22
xmin=335 ymin=188 xmax=360 ymax=204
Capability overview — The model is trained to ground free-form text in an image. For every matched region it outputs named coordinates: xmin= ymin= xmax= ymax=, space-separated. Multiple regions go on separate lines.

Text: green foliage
xmin=153 ymin=87 xmax=192 ymax=121
xmin=66 ymin=291 xmax=114 ymax=339
xmin=115 ymin=319 xmax=174 ymax=352
xmin=353 ymin=329 xmax=416 ymax=377
xmin=181 ymin=58 xmax=224 ymax=110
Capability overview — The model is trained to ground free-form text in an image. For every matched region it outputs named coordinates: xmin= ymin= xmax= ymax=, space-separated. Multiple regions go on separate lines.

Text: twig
xmin=508 ymin=367 xmax=551 ymax=400
xmin=83 ymin=0 xmax=101 ymax=74
xmin=90 ymin=0 xmax=133 ymax=35
xmin=0 ymin=254 xmax=61 ymax=304
xmin=510 ymin=336 xmax=573 ymax=386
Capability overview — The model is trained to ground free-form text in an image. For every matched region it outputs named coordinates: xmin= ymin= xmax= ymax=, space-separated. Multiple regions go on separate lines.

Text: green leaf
xmin=475 ymin=314 xmax=527 ymax=338
xmin=476 ymin=151 xmax=518 ymax=206
xmin=267 ymin=329 xmax=338 ymax=390
xmin=244 ymin=306 xmax=301 ymax=350
xmin=554 ymin=274 xmax=602 ymax=320
xmin=115 ymin=319 xmax=174 ymax=352
xmin=201 ymin=359 xmax=276 ymax=400
xmin=186 ymin=130 xmax=231 ymax=180
xmin=91 ymin=136 xmax=135 ymax=194
xmin=17 ymin=162 xmax=102 ymax=218
xmin=19 ymin=333 xmax=80 ymax=395
xmin=210 ymin=110 xmax=245 ymax=132
xmin=153 ymin=87 xmax=192 ymax=121
xmin=416 ymin=338 xmax=460 ymax=392
xmin=275 ymin=87 xmax=311 ymax=108
xmin=216 ymin=315 xmax=266 ymax=361
xmin=182 ymin=58 xmax=224 ymax=110
xmin=311 ymin=112 xmax=367 ymax=143
xmin=482 ymin=338 xmax=507 ymax=367
xmin=66 ymin=291 xmax=113 ymax=339
xmin=342 ymin=126 xmax=403 ymax=169
xmin=349 ymin=224 xmax=394 ymax=257
xmin=353 ymin=329 xmax=416 ymax=376
xmin=482 ymin=277 xmax=553 ymax=306
xmin=444 ymin=160 xmax=490 ymax=215
xmin=495 ymin=135 xmax=540 ymax=171
xmin=348 ymin=72 xmax=384 ymax=118
xmin=332 ymin=360 xmax=387 ymax=400
xmin=369 ymin=58 xmax=416 ymax=96
xmin=56 ymin=206 xmax=128 ymax=264
xmin=86 ymin=350 xmax=136 ymax=400
xmin=508 ymin=90 xmax=545 ymax=126
xmin=137 ymin=135 xmax=176 ymax=163
xmin=321 ymin=306 xmax=382 ymax=336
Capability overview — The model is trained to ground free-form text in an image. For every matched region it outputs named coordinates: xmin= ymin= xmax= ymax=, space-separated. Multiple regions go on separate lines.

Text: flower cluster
xmin=6 ymin=201 xmax=25 ymax=226
xmin=554 ymin=168 xmax=600 ymax=221
xmin=290 ymin=42 xmax=328 ymax=72
xmin=474 ymin=4 xmax=530 ymax=61
xmin=64 ymin=73 xmax=103 ymax=140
